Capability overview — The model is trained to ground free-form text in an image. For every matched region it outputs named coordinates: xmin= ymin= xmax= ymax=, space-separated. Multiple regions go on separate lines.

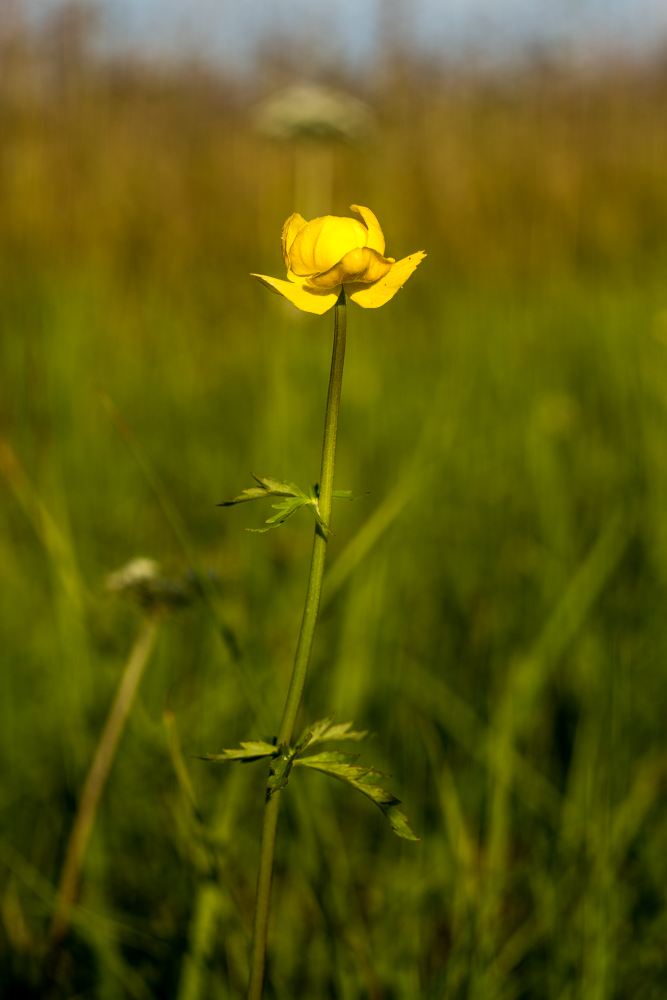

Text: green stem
xmin=47 ymin=614 xmax=160 ymax=964
xmin=277 ymin=289 xmax=347 ymax=746
xmin=247 ymin=288 xmax=347 ymax=1000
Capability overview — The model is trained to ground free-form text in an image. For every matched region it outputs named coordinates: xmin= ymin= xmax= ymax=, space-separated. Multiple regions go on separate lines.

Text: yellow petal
xmin=350 ymin=205 xmax=385 ymax=255
xmin=289 ymin=216 xmax=368 ymax=276
xmin=306 ymin=247 xmax=393 ymax=289
xmin=251 ymin=273 xmax=340 ymax=315
xmin=345 ymin=252 xmax=426 ymax=308
xmin=281 ymin=213 xmax=308 ymax=268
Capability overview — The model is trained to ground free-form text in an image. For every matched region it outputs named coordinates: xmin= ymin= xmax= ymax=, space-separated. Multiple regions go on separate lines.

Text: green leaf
xmin=219 ymin=474 xmax=310 ymax=509
xmin=332 ymin=490 xmax=369 ymax=501
xmin=295 ymin=750 xmax=360 ymax=765
xmin=296 ymin=713 xmax=333 ymax=745
xmin=197 ymin=740 xmax=278 ymax=763
xmin=308 ymin=503 xmax=331 ymax=536
xmin=269 ymin=498 xmax=310 ymax=515
xmin=218 ymin=487 xmax=269 ymax=506
xmin=294 ymin=756 xmax=419 ymax=841
xmin=247 ymin=497 xmax=310 ymax=533
xmin=316 ymin=720 xmax=369 ymax=743
xmin=267 ymin=743 xmax=296 ymax=795
xmin=294 ymin=730 xmax=313 ymax=755
xmin=251 ymin=474 xmax=306 ymax=497
xmin=296 ymin=714 xmax=369 ymax=748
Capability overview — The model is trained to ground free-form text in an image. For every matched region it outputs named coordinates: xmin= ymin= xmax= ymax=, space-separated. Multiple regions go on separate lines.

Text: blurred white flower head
xmin=106 ymin=558 xmax=161 ymax=592
xmin=253 ymin=84 xmax=374 ymax=143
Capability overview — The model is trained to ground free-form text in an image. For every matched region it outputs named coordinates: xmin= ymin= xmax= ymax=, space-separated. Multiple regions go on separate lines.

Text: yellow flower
xmin=251 ymin=205 xmax=426 ymax=315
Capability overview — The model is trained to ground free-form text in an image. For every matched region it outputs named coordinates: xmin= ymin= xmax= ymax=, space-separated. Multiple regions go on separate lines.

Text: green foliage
xmin=199 ymin=715 xmax=414 ymax=834
xmin=294 ymin=751 xmax=419 ymax=841
xmin=248 ymin=497 xmax=312 ymax=533
xmin=296 ymin=714 xmax=369 ymax=747
xmin=219 ymin=474 xmax=305 ymax=505
xmin=331 ymin=490 xmax=368 ymax=501
xmin=2 ymin=25 xmax=667 ymax=1000
xmin=196 ymin=740 xmax=277 ymax=763
xmin=219 ymin=474 xmax=365 ymax=533
xmin=267 ymin=743 xmax=297 ymax=795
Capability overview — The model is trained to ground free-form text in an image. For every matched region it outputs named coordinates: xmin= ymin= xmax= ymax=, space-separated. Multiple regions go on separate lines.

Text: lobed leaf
xmin=294 ymin=757 xmax=419 ymax=841
xmin=220 ymin=476 xmax=364 ymax=534
xmin=219 ymin=474 xmax=309 ymax=509
xmin=218 ymin=487 xmax=270 ymax=506
xmin=317 ymin=720 xmax=369 ymax=743
xmin=197 ymin=740 xmax=277 ymax=763
xmin=251 ymin=474 xmax=306 ymax=497
xmin=297 ymin=714 xmax=369 ymax=748
xmin=294 ymin=730 xmax=313 ymax=755
xmin=295 ymin=750 xmax=361 ymax=765
xmin=269 ymin=498 xmax=310 ymax=514
xmin=332 ymin=490 xmax=369 ymax=501
xmin=247 ymin=497 xmax=310 ymax=532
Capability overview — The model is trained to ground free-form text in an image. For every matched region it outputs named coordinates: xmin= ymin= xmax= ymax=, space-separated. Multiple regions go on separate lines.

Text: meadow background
xmin=2 ymin=6 xmax=667 ymax=998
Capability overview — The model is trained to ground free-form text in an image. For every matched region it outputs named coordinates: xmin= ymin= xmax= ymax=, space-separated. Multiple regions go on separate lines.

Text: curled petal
xmin=345 ymin=252 xmax=426 ymax=309
xmin=350 ymin=204 xmax=385 ymax=255
xmin=307 ymin=247 xmax=393 ymax=289
xmin=251 ymin=273 xmax=340 ymax=314
xmin=281 ymin=213 xmax=307 ymax=268
xmin=289 ymin=216 xmax=368 ymax=276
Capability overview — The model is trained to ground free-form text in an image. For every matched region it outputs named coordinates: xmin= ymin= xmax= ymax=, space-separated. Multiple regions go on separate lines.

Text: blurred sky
xmin=24 ymin=0 xmax=667 ymax=69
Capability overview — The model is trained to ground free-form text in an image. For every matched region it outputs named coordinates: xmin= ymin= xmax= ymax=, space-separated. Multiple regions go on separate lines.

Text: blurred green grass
xmin=2 ymin=15 xmax=667 ymax=999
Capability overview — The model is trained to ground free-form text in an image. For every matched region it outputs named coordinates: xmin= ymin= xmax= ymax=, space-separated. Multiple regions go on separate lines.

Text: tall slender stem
xmin=47 ymin=614 xmax=160 ymax=963
xmin=277 ymin=289 xmax=347 ymax=747
xmin=247 ymin=289 xmax=347 ymax=1000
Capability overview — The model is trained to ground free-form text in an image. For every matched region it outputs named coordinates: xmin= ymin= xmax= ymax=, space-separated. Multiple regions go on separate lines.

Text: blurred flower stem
xmin=47 ymin=613 xmax=161 ymax=966
xmin=247 ymin=288 xmax=347 ymax=1000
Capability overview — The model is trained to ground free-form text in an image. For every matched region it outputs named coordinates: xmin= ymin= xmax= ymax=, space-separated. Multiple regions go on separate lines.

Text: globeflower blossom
xmin=252 ymin=205 xmax=425 ymax=314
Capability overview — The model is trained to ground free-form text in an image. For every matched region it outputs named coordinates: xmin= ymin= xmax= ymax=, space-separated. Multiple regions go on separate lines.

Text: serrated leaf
xmin=296 ymin=714 xmax=368 ymax=748
xmin=296 ymin=713 xmax=334 ymax=747
xmin=294 ymin=757 xmax=419 ymax=841
xmin=219 ymin=474 xmax=310 ymax=510
xmin=332 ymin=490 xmax=369 ymax=501
xmin=268 ymin=498 xmax=310 ymax=515
xmin=198 ymin=740 xmax=278 ymax=763
xmin=379 ymin=802 xmax=419 ymax=841
xmin=294 ymin=750 xmax=360 ymax=765
xmin=247 ymin=498 xmax=310 ymax=533
xmin=264 ymin=501 xmax=305 ymax=524
xmin=356 ymin=767 xmax=393 ymax=785
xmin=218 ymin=487 xmax=270 ymax=506
xmin=296 ymin=759 xmax=375 ymax=782
xmin=251 ymin=474 xmax=305 ymax=497
xmin=294 ymin=730 xmax=313 ymax=755
xmin=317 ymin=720 xmax=369 ymax=743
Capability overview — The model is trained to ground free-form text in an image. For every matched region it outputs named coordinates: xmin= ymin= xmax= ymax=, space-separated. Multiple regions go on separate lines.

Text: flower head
xmin=252 ymin=205 xmax=425 ymax=314
xmin=253 ymin=84 xmax=374 ymax=142
xmin=106 ymin=558 xmax=196 ymax=612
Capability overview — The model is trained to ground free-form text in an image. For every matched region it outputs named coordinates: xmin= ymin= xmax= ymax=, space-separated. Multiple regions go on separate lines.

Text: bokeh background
xmin=3 ymin=1 xmax=667 ymax=997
